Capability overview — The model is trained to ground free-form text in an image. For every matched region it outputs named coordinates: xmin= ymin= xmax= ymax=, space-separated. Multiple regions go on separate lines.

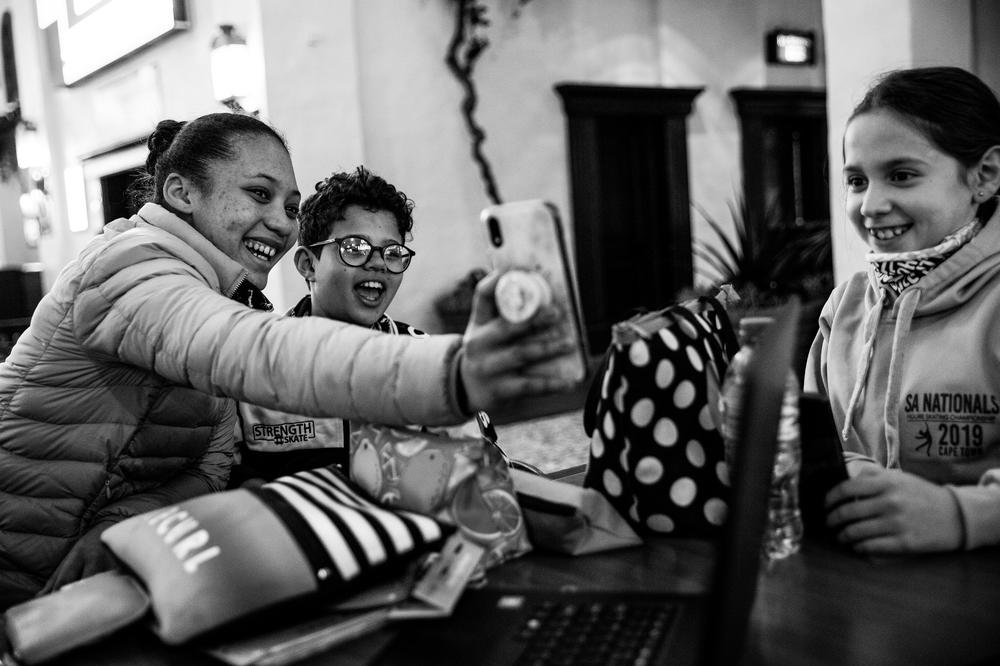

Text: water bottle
xmin=719 ymin=316 xmax=803 ymax=559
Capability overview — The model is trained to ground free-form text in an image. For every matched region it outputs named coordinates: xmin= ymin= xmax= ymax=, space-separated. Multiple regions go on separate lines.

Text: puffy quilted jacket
xmin=0 ymin=203 xmax=465 ymax=607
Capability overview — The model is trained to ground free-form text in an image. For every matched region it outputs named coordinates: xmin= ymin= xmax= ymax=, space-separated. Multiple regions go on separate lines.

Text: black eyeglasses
xmin=308 ymin=235 xmax=415 ymax=274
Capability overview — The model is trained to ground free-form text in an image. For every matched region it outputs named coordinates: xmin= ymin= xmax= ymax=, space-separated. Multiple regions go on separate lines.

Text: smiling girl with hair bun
xmin=0 ymin=113 xmax=574 ymax=609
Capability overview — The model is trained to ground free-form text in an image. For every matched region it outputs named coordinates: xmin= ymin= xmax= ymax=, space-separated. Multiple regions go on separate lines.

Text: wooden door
xmin=557 ymin=84 xmax=702 ymax=351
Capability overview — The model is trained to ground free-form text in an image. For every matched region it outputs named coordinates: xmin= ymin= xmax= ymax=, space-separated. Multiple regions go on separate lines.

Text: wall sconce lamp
xmin=210 ymin=24 xmax=254 ymax=113
xmin=15 ymin=120 xmax=47 ymax=183
xmin=15 ymin=119 xmax=50 ymax=246
xmin=765 ymin=29 xmax=816 ymax=66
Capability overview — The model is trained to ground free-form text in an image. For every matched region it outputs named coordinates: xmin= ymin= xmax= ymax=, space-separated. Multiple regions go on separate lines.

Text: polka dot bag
xmin=582 ymin=297 xmax=739 ymax=537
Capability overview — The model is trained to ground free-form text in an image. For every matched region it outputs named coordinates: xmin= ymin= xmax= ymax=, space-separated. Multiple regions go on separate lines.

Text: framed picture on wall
xmin=39 ymin=0 xmax=189 ymax=85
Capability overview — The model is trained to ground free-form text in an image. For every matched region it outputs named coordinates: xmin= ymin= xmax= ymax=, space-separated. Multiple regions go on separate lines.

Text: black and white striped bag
xmin=102 ymin=466 xmax=450 ymax=644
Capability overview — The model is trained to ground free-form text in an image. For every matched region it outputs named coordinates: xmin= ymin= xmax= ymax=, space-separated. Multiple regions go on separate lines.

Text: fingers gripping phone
xmin=481 ymin=200 xmax=589 ymax=386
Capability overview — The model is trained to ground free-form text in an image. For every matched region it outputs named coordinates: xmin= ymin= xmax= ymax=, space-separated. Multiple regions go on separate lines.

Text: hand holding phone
xmin=481 ymin=200 xmax=589 ymax=384
xmin=458 ymin=271 xmax=580 ymax=416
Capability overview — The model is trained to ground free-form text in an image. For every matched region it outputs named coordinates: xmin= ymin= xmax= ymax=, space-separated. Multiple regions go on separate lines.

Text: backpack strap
xmin=582 ymin=345 xmax=614 ymax=436
xmin=696 ymin=295 xmax=740 ymax=358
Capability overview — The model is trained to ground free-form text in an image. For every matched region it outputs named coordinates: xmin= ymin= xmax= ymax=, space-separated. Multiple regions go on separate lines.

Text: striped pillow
xmin=252 ymin=467 xmax=448 ymax=594
xmin=102 ymin=466 xmax=450 ymax=645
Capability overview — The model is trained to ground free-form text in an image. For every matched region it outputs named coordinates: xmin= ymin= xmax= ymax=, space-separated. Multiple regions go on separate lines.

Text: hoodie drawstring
xmin=841 ymin=289 xmax=885 ymax=443
xmin=840 ymin=286 xmax=921 ymax=468
xmin=882 ymin=288 xmax=920 ymax=468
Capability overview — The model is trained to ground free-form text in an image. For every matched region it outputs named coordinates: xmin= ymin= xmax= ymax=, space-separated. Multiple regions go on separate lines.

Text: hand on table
xmin=459 ymin=271 xmax=578 ymax=413
xmin=40 ymin=523 xmax=122 ymax=595
xmin=825 ymin=466 xmax=963 ymax=555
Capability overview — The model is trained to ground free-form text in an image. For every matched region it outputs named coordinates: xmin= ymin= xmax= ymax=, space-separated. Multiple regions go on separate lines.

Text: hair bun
xmin=145 ymin=119 xmax=186 ymax=174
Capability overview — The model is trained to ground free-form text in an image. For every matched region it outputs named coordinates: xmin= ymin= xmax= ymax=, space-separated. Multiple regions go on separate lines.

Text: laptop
xmin=372 ymin=299 xmax=801 ymax=666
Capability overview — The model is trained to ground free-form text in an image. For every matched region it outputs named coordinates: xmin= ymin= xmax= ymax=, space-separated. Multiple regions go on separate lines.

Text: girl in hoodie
xmin=805 ymin=66 xmax=1000 ymax=555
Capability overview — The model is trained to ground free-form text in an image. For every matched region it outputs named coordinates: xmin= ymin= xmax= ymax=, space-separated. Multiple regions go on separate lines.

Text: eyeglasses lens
xmin=383 ymin=245 xmax=411 ymax=273
xmin=339 ymin=238 xmax=371 ymax=266
xmin=338 ymin=237 xmax=412 ymax=273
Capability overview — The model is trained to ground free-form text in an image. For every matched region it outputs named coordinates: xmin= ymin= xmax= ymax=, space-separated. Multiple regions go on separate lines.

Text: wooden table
xmin=453 ymin=533 xmax=999 ymax=666
xmin=5 ymin=487 xmax=1000 ymax=665
xmin=540 ymin=466 xmax=1000 ymax=664
xmin=748 ymin=540 xmax=1000 ymax=665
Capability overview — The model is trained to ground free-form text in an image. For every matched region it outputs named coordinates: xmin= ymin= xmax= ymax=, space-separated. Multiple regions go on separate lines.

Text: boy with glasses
xmin=230 ymin=166 xmax=428 ymax=484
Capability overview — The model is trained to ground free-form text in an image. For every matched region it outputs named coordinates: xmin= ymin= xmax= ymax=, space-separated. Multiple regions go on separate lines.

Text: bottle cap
xmin=737 ymin=316 xmax=774 ymax=345
xmin=496 ymin=270 xmax=552 ymax=323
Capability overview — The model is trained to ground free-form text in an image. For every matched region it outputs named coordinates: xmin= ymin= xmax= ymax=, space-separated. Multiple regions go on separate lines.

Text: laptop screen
xmin=701 ymin=298 xmax=801 ymax=666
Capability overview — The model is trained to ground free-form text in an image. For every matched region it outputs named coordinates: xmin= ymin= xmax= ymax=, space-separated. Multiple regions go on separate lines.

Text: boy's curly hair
xmin=298 ymin=166 xmax=414 ymax=250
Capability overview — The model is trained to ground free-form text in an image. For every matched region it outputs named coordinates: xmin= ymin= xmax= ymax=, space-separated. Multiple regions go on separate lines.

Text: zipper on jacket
xmin=226 ymin=272 xmax=249 ymax=299
xmin=105 ymin=478 xmax=111 ymax=499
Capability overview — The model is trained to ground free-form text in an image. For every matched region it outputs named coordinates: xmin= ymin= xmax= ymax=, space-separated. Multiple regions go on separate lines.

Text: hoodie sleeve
xmin=803 ymin=326 xmax=828 ymax=396
xmin=948 ymin=470 xmax=1000 ymax=549
xmin=803 ymin=285 xmax=839 ymax=396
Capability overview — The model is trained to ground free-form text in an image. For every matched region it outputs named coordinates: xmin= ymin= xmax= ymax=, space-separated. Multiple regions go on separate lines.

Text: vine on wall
xmin=444 ymin=0 xmax=533 ymax=205
xmin=435 ymin=0 xmax=534 ymax=332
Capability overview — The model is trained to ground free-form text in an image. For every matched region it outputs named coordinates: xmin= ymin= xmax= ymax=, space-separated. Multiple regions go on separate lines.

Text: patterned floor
xmin=494 ymin=408 xmax=590 ymax=474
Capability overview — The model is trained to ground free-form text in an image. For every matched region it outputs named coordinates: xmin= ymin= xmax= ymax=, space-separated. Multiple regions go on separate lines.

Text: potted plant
xmin=434 ymin=267 xmax=488 ymax=334
xmin=690 ymin=193 xmax=834 ymax=380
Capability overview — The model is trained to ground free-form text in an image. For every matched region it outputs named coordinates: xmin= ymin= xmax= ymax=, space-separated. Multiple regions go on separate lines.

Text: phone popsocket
xmin=496 ymin=269 xmax=552 ymax=323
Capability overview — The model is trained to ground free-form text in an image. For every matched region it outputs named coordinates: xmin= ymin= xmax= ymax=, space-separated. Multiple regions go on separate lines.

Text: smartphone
xmin=798 ymin=392 xmax=849 ymax=540
xmin=480 ymin=200 xmax=591 ymax=422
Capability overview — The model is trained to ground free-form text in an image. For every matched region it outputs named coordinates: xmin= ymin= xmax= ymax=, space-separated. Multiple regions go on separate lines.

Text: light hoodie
xmin=805 ymin=206 xmax=1000 ymax=549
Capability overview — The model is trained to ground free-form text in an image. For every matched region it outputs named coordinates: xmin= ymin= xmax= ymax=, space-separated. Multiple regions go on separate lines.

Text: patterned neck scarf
xmin=867 ymin=218 xmax=982 ymax=296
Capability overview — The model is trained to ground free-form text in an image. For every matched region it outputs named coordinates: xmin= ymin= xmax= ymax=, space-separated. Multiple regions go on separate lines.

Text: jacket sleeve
xmin=90 ymin=400 xmax=238 ymax=526
xmin=72 ymin=237 xmax=467 ymax=427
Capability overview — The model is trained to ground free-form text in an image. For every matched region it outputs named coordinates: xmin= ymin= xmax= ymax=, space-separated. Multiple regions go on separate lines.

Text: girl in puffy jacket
xmin=0 ymin=113 xmax=574 ymax=609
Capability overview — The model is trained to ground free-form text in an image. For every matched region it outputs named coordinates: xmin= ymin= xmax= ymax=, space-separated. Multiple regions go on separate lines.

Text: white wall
xmin=257 ymin=0 xmax=365 ymax=305
xmin=2 ymin=0 xmax=840 ymax=329
xmin=822 ymin=0 xmax=973 ymax=283
xmin=4 ymin=0 xmax=993 ymax=327
xmin=336 ymin=0 xmax=826 ymax=329
xmin=1 ymin=0 xmax=829 ymax=326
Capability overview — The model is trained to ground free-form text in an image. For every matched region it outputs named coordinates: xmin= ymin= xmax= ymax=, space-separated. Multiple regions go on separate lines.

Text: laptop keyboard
xmin=513 ymin=599 xmax=677 ymax=665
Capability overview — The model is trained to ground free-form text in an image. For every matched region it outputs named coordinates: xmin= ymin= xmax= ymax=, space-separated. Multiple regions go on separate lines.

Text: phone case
xmin=799 ymin=392 xmax=849 ymax=540
xmin=3 ymin=570 xmax=151 ymax=664
xmin=481 ymin=200 xmax=589 ymax=384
